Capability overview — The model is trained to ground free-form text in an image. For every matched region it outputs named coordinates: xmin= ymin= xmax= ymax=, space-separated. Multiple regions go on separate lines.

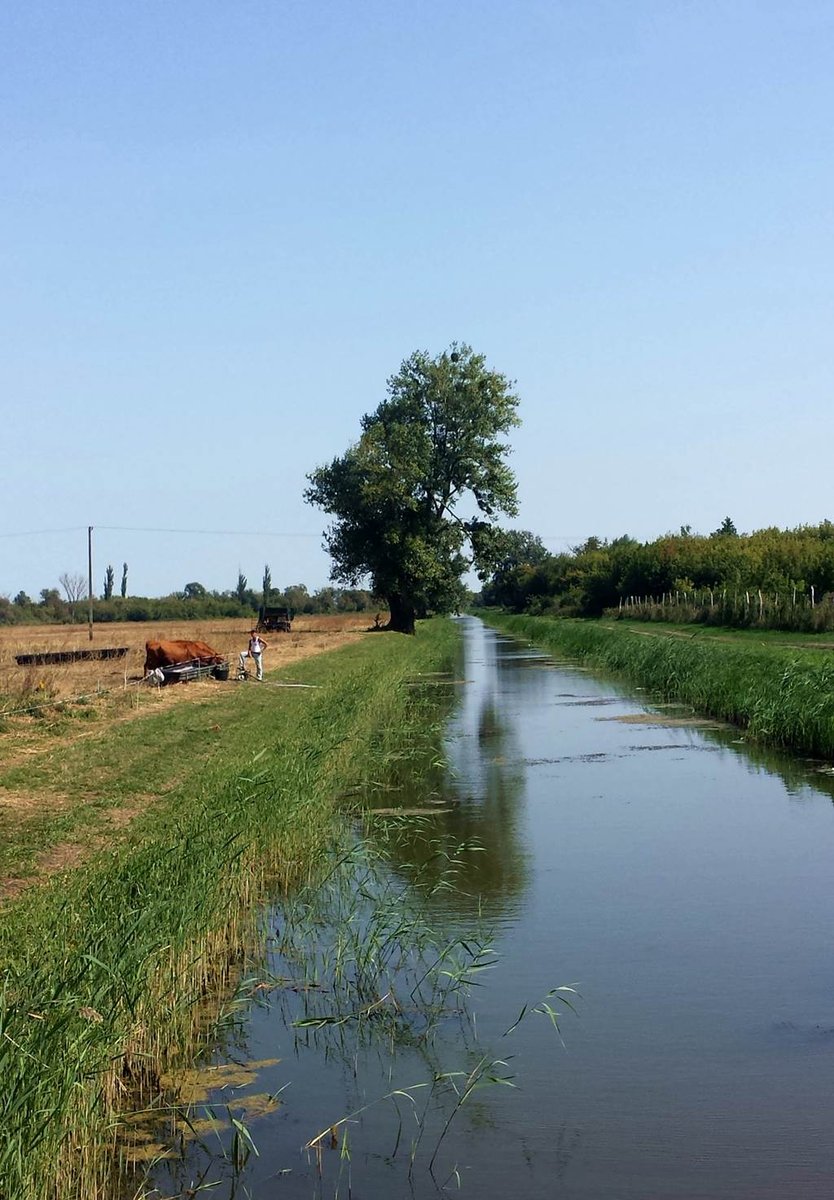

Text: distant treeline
xmin=0 ymin=583 xmax=380 ymax=626
xmin=480 ymin=521 xmax=834 ymax=631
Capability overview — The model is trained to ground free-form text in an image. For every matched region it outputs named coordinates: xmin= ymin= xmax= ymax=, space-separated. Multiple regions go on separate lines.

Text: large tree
xmin=305 ymin=344 xmax=520 ymax=633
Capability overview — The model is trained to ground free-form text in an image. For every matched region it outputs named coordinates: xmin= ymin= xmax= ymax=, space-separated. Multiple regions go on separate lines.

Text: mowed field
xmin=0 ymin=613 xmax=376 ymax=710
xmin=0 ymin=613 xmax=385 ymax=897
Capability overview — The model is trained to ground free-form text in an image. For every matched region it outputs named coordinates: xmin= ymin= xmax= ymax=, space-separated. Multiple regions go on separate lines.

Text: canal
xmin=148 ymin=616 xmax=834 ymax=1198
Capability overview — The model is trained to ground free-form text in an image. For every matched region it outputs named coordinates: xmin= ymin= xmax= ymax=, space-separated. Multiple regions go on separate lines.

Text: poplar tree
xmin=306 ymin=344 xmax=520 ymax=633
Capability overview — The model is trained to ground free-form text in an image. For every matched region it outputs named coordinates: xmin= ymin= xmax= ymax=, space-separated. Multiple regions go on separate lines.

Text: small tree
xmin=482 ymin=529 xmax=549 ymax=609
xmin=283 ymin=583 xmax=311 ymax=613
xmin=59 ymin=571 xmax=87 ymax=620
xmin=305 ymin=344 xmax=520 ymax=633
xmin=121 ymin=563 xmax=128 ymax=598
xmin=262 ymin=564 xmax=272 ymax=608
xmin=183 ymin=582 xmax=207 ymax=599
xmin=103 ymin=564 xmax=115 ymax=600
xmin=711 ymin=516 xmax=738 ymax=538
xmin=235 ymin=571 xmax=248 ymax=605
xmin=13 ymin=591 xmax=32 ymax=607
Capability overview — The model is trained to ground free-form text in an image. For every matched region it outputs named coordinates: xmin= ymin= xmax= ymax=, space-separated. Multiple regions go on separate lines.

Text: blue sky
xmin=2 ymin=1 xmax=833 ymax=598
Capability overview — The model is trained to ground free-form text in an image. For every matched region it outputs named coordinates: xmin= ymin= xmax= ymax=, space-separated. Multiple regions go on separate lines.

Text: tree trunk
xmin=386 ymin=593 xmax=416 ymax=634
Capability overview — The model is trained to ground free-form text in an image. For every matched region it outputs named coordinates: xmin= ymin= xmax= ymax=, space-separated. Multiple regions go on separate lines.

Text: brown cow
xmin=144 ymin=639 xmax=224 ymax=673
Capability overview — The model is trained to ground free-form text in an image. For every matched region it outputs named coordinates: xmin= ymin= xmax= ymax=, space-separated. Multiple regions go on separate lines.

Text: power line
xmin=0 ymin=527 xmax=86 ymax=538
xmin=0 ymin=524 xmax=581 ymax=542
xmin=0 ymin=525 xmax=323 ymax=539
xmin=96 ymin=525 xmax=321 ymax=538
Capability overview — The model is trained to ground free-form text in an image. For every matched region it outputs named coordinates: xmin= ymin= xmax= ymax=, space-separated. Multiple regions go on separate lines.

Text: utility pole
xmin=87 ymin=525 xmax=94 ymax=641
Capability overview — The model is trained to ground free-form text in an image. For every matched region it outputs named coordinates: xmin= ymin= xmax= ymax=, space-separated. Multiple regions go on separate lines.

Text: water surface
xmin=150 ymin=617 xmax=834 ymax=1199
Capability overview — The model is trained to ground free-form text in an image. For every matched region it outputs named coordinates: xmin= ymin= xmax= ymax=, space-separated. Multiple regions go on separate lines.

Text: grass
xmin=0 ymin=624 xmax=383 ymax=888
xmin=483 ymin=612 xmax=834 ymax=759
xmin=607 ymin=617 xmax=834 ymax=649
xmin=0 ymin=619 xmax=460 ymax=1200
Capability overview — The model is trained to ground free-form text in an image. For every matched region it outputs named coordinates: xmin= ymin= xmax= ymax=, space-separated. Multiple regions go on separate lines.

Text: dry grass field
xmin=0 ymin=614 xmax=377 ymax=716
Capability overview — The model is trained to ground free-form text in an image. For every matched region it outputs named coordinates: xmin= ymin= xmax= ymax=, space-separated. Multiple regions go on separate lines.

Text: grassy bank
xmin=0 ymin=620 xmax=459 ymax=1200
xmin=483 ymin=613 xmax=834 ymax=758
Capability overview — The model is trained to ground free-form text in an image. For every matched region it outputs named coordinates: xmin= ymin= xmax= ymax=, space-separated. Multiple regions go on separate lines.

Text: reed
xmin=484 ymin=613 xmax=834 ymax=758
xmin=0 ymin=620 xmax=460 ymax=1200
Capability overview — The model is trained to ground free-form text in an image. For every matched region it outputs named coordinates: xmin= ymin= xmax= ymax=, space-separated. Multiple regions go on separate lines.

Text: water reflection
xmin=697 ymin=721 xmax=834 ymax=802
xmin=365 ymin=619 xmax=529 ymax=918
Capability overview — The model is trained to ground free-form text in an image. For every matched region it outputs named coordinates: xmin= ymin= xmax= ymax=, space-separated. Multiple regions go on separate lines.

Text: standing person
xmin=239 ymin=628 xmax=268 ymax=680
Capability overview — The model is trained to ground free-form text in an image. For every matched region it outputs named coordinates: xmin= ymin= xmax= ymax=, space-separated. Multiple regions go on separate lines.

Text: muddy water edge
xmin=146 ymin=617 xmax=834 ymax=1199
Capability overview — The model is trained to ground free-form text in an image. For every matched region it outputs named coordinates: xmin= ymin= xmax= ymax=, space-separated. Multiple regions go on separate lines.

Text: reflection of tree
xmin=368 ymin=785 xmax=528 ymax=921
xmin=367 ymin=624 xmax=535 ymax=912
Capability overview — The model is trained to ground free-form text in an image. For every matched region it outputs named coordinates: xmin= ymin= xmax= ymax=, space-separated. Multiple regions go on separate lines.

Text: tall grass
xmin=0 ymin=620 xmax=459 ymax=1200
xmin=484 ymin=613 xmax=834 ymax=758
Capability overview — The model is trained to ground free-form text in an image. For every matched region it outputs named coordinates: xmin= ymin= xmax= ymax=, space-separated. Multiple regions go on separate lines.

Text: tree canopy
xmin=480 ymin=529 xmax=549 ymax=609
xmin=305 ymin=344 xmax=521 ymax=633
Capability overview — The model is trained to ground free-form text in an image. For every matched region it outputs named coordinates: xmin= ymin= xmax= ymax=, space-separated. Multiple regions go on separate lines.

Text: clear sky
xmin=3 ymin=1 xmax=833 ymax=599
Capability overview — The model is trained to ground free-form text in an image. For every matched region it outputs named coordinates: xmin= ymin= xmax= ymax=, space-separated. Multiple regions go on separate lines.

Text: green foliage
xmin=40 ymin=588 xmax=66 ymax=619
xmin=0 ymin=587 xmax=381 ymax=627
xmin=486 ymin=522 xmax=834 ymax=626
xmin=306 ymin=344 xmax=520 ymax=632
xmin=102 ymin=564 xmax=115 ymax=601
xmin=479 ymin=529 xmax=549 ymax=609
xmin=711 ymin=515 xmax=739 ymax=537
xmin=120 ymin=563 xmax=128 ymax=599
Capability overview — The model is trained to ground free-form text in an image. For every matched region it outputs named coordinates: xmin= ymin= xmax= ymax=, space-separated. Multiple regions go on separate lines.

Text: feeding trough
xmin=15 ymin=647 xmax=129 ymax=667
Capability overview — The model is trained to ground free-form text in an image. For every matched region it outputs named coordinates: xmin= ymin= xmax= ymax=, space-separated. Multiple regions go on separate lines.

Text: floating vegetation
xmin=605 ymin=714 xmax=725 ymax=727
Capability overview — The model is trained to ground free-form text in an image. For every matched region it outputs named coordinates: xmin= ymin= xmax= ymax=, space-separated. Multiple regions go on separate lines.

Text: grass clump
xmin=0 ymin=620 xmax=459 ymax=1200
xmin=484 ymin=613 xmax=834 ymax=758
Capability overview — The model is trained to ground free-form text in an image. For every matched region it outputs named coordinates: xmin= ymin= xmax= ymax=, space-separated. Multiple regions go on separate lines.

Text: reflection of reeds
xmin=487 ymin=613 xmax=834 ymax=757
xmin=0 ymin=620 xmax=459 ymax=1200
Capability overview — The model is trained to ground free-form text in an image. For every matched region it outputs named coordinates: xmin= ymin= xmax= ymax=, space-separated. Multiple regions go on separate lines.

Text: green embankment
xmin=0 ymin=620 xmax=458 ymax=1200
xmin=483 ymin=613 xmax=834 ymax=758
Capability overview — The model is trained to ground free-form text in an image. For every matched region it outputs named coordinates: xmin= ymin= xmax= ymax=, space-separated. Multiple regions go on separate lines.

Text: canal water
xmin=149 ymin=617 xmax=834 ymax=1199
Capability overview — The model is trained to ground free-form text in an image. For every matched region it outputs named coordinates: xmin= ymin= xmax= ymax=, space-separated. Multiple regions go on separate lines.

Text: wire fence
xmin=609 ymin=587 xmax=834 ymax=634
